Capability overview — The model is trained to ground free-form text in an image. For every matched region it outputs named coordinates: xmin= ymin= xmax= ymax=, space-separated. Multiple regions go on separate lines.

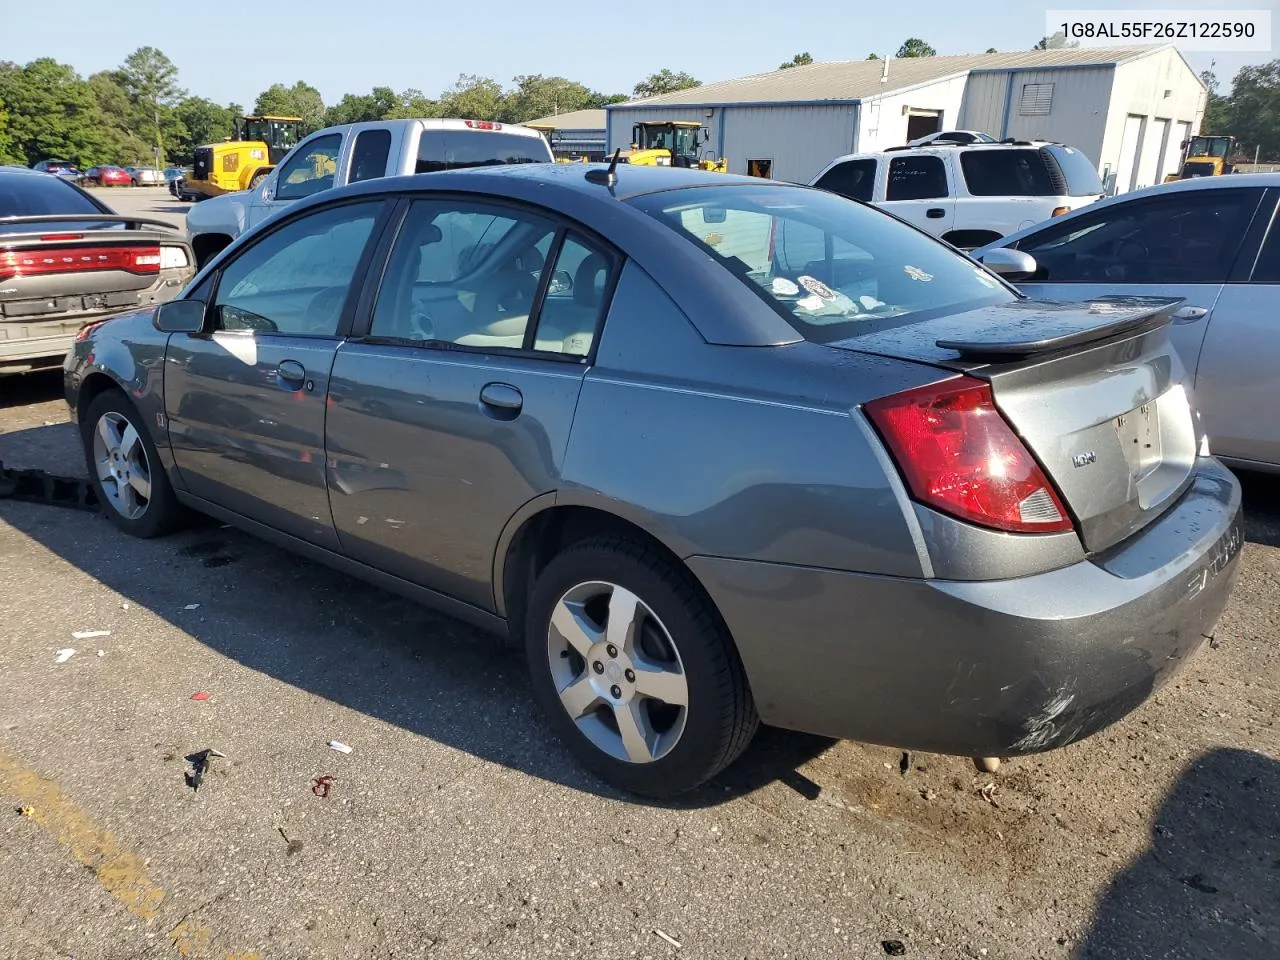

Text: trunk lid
xmin=838 ymin=296 xmax=1198 ymax=553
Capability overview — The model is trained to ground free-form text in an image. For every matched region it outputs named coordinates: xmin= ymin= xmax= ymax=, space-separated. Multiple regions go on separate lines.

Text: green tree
xmin=866 ymin=53 xmax=881 ymax=60
xmin=895 ymin=38 xmax=936 ymax=58
xmin=1034 ymin=31 xmax=1079 ymax=50
xmin=172 ymin=96 xmax=238 ymax=163
xmin=1218 ymin=59 xmax=1280 ymax=159
xmin=87 ymin=71 xmax=150 ymax=165
xmin=632 ymin=69 xmax=701 ymax=99
xmin=324 ymin=86 xmax=400 ymax=125
xmin=779 ymin=52 xmax=814 ymax=69
xmin=502 ymin=74 xmax=597 ymax=121
xmin=386 ymin=88 xmax=440 ymax=120
xmin=0 ymin=58 xmax=103 ymax=166
xmin=118 ymin=47 xmax=184 ymax=163
xmin=985 ymin=47 xmax=998 ymax=54
xmin=586 ymin=91 xmax=629 ymax=107
xmin=253 ymin=81 xmax=325 ymax=133
xmin=437 ymin=75 xmax=506 ymax=120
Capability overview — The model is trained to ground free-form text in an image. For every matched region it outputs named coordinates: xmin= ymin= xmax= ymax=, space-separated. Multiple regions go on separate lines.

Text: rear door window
xmin=960 ymin=149 xmax=1057 ymax=196
xmin=348 ymin=128 xmax=392 ymax=184
xmin=886 ymin=156 xmax=948 ymax=201
xmin=415 ymin=130 xmax=552 ymax=173
xmin=813 ymin=158 xmax=877 ymax=202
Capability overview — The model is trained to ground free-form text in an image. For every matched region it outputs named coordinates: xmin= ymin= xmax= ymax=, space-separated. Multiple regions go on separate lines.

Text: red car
xmin=84 ymin=166 xmax=131 ymax=187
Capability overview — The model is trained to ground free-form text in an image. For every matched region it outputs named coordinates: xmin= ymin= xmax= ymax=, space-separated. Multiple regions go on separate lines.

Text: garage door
xmin=1136 ymin=118 xmax=1168 ymax=190
xmin=1115 ymin=114 xmax=1144 ymax=194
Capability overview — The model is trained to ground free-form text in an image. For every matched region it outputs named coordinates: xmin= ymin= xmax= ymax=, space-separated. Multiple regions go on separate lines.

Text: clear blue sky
xmin=4 ymin=0 xmax=1275 ymax=107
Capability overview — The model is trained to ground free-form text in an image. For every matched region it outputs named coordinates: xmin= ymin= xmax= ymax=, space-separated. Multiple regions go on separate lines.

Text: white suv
xmin=810 ymin=141 xmax=1106 ymax=249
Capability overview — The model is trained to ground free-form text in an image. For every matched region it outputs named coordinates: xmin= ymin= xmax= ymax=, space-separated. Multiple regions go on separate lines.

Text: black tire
xmin=525 ymin=536 xmax=758 ymax=797
xmin=81 ymin=390 xmax=184 ymax=538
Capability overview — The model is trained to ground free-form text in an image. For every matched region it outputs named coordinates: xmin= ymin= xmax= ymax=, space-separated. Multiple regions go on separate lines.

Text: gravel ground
xmin=0 ymin=365 xmax=1276 ymax=960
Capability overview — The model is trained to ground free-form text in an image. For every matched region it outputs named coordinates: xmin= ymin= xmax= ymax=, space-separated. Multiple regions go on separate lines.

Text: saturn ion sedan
xmin=63 ymin=164 xmax=1243 ymax=797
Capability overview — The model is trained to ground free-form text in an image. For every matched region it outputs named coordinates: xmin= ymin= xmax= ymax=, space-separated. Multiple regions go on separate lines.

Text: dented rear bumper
xmin=688 ymin=457 xmax=1243 ymax=757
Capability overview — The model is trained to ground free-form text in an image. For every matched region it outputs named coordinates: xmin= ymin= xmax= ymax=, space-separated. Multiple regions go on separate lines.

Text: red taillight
xmin=39 ymin=233 xmax=84 ymax=242
xmin=0 ymin=245 xmax=161 ymax=282
xmin=463 ymin=120 xmax=502 ymax=130
xmin=865 ymin=377 xmax=1073 ymax=535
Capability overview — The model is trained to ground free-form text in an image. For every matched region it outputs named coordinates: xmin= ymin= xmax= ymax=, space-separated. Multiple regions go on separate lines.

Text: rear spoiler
xmin=0 ymin=214 xmax=183 ymax=236
xmin=935 ymin=296 xmax=1184 ymax=361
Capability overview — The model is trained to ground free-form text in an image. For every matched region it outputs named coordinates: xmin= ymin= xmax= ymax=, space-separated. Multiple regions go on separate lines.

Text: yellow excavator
xmin=621 ymin=121 xmax=728 ymax=172
xmin=185 ymin=115 xmax=305 ymax=199
xmin=1164 ymin=134 xmax=1238 ymax=181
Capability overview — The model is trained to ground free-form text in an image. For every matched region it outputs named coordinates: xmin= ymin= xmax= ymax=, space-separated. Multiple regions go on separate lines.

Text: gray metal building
xmin=605 ymin=45 xmax=1207 ymax=191
xmin=524 ymin=109 xmax=607 ymax=161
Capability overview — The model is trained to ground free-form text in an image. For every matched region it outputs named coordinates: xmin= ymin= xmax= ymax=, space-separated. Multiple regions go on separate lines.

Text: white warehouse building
xmin=605 ymin=45 xmax=1207 ymax=193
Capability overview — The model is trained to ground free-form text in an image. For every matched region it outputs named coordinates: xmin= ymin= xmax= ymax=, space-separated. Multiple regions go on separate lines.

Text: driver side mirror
xmin=978 ymin=247 xmax=1037 ymax=281
xmin=153 ymin=299 xmax=207 ymax=334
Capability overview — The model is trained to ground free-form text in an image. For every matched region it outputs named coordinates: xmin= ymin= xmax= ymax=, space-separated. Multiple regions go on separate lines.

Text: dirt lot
xmin=0 ymin=365 xmax=1276 ymax=960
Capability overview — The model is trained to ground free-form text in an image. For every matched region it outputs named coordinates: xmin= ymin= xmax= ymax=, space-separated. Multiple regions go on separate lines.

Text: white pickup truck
xmin=185 ymin=118 xmax=554 ymax=268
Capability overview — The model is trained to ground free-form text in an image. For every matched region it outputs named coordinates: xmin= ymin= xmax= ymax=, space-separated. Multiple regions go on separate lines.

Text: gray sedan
xmin=63 ymin=165 xmax=1243 ymax=797
xmin=974 ymin=173 xmax=1280 ymax=472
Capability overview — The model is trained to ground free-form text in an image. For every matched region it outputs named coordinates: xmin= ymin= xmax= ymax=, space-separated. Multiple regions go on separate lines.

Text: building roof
xmin=523 ymin=108 xmax=607 ymax=130
xmin=611 ymin=46 xmax=1178 ymax=108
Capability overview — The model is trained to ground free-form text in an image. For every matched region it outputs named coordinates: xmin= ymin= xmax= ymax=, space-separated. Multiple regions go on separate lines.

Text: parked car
xmin=163 ymin=167 xmax=187 ymax=183
xmin=811 ymin=141 xmax=1106 ymax=250
xmin=185 ymin=118 xmax=554 ymax=268
xmin=31 ymin=160 xmax=85 ymax=183
xmin=125 ymin=166 xmax=165 ymax=187
xmin=0 ymin=166 xmax=194 ymax=375
xmin=168 ymin=170 xmax=200 ymax=203
xmin=84 ymin=166 xmax=132 ymax=187
xmin=974 ymin=172 xmax=1280 ymax=473
xmin=65 ymin=165 xmax=1242 ymax=797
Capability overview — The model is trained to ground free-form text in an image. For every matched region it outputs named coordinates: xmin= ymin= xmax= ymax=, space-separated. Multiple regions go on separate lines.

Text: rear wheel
xmin=81 ymin=391 xmax=183 ymax=538
xmin=525 ymin=537 xmax=758 ymax=797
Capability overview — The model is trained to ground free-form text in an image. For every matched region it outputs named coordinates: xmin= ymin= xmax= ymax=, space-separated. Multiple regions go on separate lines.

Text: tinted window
xmin=814 ymin=158 xmax=877 ymax=203
xmin=1250 ymin=216 xmax=1280 ymax=283
xmin=1045 ymin=145 xmax=1105 ymax=196
xmin=213 ymin=201 xmax=382 ymax=336
xmin=630 ymin=185 xmax=1012 ymax=344
xmin=415 ymin=130 xmax=551 ymax=173
xmin=960 ymin=149 xmax=1057 ymax=196
xmin=275 ymin=133 xmax=342 ymax=202
xmin=348 ymin=129 xmax=392 ymax=184
xmin=534 ymin=235 xmax=614 ymax=357
xmin=1015 ymin=189 xmax=1261 ymax=284
xmin=370 ymin=199 xmax=557 ymax=349
xmin=886 ymin=156 xmax=947 ymax=201
xmin=0 ymin=174 xmax=104 ymax=217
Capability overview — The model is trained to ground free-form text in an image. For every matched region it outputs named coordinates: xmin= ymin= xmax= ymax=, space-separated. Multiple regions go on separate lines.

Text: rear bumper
xmin=689 ymin=458 xmax=1243 ymax=757
xmin=0 ymin=332 xmax=77 ymax=374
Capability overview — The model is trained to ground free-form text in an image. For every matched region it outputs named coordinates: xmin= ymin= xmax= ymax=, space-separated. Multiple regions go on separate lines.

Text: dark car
xmin=64 ymin=165 xmax=1242 ymax=797
xmin=32 ymin=160 xmax=85 ymax=184
xmin=0 ymin=166 xmax=195 ymax=374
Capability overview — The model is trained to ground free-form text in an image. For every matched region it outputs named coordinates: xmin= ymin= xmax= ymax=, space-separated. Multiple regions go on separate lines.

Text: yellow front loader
xmin=622 ymin=121 xmax=728 ymax=172
xmin=185 ymin=115 xmax=305 ymax=199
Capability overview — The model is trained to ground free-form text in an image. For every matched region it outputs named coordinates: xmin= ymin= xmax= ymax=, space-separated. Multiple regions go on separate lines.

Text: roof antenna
xmin=586 ymin=148 xmax=622 ymax=186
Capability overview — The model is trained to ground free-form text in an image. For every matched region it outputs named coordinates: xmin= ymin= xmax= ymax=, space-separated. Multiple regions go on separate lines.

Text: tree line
xmin=3 ymin=41 xmax=1274 ymax=169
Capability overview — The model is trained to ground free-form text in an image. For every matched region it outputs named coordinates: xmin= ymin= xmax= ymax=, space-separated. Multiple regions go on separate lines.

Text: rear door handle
xmin=1172 ymin=305 xmax=1209 ymax=323
xmin=276 ymin=359 xmax=306 ymax=386
xmin=480 ymin=382 xmax=523 ymax=413
xmin=926 ymin=207 xmax=946 ymax=219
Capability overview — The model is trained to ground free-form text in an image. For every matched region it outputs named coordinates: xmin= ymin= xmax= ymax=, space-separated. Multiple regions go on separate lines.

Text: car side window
xmin=814 ymin=158 xmax=877 ymax=203
xmin=533 ymin=234 xmax=615 ymax=357
xmin=370 ymin=199 xmax=557 ymax=349
xmin=275 ymin=134 xmax=342 ymax=202
xmin=213 ymin=201 xmax=382 ymax=337
xmin=348 ymin=129 xmax=391 ymax=184
xmin=1015 ymin=189 xmax=1262 ymax=284
xmin=1250 ymin=215 xmax=1280 ymax=283
xmin=886 ymin=156 xmax=948 ymax=201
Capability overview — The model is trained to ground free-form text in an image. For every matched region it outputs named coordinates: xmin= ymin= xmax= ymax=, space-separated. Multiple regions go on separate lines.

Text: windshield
xmin=1187 ymin=137 xmax=1231 ymax=158
xmin=244 ymin=119 xmax=299 ymax=150
xmin=629 ymin=184 xmax=1014 ymax=344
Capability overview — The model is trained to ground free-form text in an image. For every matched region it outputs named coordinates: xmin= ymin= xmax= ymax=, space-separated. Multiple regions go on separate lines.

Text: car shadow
xmin=1235 ymin=470 xmax=1280 ymax=548
xmin=1074 ymin=747 xmax=1279 ymax=959
xmin=0 ymin=371 xmax=63 ymax=412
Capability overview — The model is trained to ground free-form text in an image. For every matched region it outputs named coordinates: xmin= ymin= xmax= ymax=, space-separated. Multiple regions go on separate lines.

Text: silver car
xmin=63 ymin=165 xmax=1243 ymax=797
xmin=125 ymin=166 xmax=165 ymax=187
xmin=974 ymin=173 xmax=1280 ymax=472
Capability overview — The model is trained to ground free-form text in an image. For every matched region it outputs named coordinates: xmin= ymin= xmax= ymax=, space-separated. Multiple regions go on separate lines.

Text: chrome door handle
xmin=1172 ymin=305 xmax=1209 ymax=323
xmin=479 ymin=382 xmax=523 ymax=412
xmin=276 ymin=359 xmax=306 ymax=385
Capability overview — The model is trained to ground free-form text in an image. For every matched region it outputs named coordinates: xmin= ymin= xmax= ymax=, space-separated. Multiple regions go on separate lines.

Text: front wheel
xmin=81 ymin=391 xmax=183 ymax=538
xmin=525 ymin=537 xmax=758 ymax=797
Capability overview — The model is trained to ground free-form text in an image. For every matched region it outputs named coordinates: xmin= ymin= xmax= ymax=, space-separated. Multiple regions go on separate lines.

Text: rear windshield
xmin=0 ymin=173 xmax=107 ymax=219
xmin=629 ymin=184 xmax=1014 ymax=344
xmin=415 ymin=130 xmax=552 ymax=173
xmin=1044 ymin=145 xmax=1105 ymax=196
